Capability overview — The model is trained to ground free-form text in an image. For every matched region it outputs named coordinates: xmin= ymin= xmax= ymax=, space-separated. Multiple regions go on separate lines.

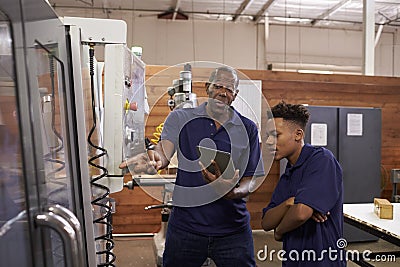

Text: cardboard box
xmin=374 ymin=198 xmax=393 ymax=220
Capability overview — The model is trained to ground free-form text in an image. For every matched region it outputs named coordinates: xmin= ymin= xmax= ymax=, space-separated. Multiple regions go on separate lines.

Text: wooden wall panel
xmin=111 ymin=184 xmax=163 ymax=234
xmin=111 ymin=66 xmax=400 ymax=234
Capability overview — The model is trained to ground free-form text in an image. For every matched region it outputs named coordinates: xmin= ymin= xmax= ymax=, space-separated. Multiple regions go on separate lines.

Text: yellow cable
xmin=151 ymin=123 xmax=164 ymax=144
xmin=149 ymin=123 xmax=164 ymax=174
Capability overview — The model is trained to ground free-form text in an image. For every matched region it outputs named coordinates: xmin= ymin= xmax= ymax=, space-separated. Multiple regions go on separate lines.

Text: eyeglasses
xmin=210 ymin=83 xmax=237 ymax=95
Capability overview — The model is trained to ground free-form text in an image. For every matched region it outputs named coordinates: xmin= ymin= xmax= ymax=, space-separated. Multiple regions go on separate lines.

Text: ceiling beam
xmin=378 ymin=10 xmax=400 ymax=25
xmin=232 ymin=0 xmax=254 ymax=22
xmin=253 ymin=0 xmax=276 ymax=24
xmin=76 ymin=0 xmax=93 ymax=6
xmin=311 ymin=0 xmax=351 ymax=26
xmin=158 ymin=0 xmax=188 ymax=20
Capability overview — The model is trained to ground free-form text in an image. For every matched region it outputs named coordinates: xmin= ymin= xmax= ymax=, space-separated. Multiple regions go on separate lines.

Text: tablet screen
xmin=196 ymin=145 xmax=235 ymax=179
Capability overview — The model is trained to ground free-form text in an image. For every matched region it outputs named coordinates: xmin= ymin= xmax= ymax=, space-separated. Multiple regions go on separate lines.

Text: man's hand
xmin=311 ymin=211 xmax=330 ymax=223
xmin=200 ymin=160 xmax=240 ymax=199
xmin=118 ymin=150 xmax=162 ymax=174
xmin=147 ymin=150 xmax=163 ymax=170
xmin=285 ymin=197 xmax=295 ymax=206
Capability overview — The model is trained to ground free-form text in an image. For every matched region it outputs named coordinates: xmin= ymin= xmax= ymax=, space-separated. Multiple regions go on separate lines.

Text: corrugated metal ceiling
xmin=49 ymin=0 xmax=400 ymax=29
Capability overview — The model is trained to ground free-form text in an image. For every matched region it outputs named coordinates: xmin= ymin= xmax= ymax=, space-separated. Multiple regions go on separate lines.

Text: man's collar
xmin=292 ymin=143 xmax=314 ymax=168
xmin=193 ymin=102 xmax=242 ymax=126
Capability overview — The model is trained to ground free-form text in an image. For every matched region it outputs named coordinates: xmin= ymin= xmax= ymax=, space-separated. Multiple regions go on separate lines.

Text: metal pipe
xmin=375 ymin=24 xmax=384 ymax=47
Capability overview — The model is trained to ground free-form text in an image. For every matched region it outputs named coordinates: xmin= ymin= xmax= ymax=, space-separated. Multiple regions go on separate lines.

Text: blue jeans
xmin=163 ymin=224 xmax=256 ymax=267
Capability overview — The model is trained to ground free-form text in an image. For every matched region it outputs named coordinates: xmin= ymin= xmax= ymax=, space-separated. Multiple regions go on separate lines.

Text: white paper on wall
xmin=347 ymin=113 xmax=363 ymax=136
xmin=311 ymin=123 xmax=328 ymax=146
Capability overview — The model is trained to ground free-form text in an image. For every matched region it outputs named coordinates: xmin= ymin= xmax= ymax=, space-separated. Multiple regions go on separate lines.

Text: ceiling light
xmin=273 ymin=17 xmax=312 ymax=23
xmin=225 ymin=16 xmax=233 ymax=21
xmin=298 ymin=70 xmax=333 ymax=75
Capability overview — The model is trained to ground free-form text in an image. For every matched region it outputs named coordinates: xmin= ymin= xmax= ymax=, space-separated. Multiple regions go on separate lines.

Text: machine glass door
xmin=23 ymin=14 xmax=88 ymax=267
xmin=0 ymin=10 xmax=33 ymax=267
xmin=32 ymin=38 xmax=77 ymax=267
xmin=1 ymin=1 xmax=88 ymax=266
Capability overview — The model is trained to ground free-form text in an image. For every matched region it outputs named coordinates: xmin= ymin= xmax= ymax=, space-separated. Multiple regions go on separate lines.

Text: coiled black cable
xmin=87 ymin=45 xmax=116 ymax=266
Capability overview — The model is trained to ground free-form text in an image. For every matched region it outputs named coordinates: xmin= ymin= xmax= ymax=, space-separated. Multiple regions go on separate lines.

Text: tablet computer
xmin=196 ymin=145 xmax=235 ymax=179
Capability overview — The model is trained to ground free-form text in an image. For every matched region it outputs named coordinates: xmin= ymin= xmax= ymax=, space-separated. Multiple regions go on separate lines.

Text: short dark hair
xmin=208 ymin=66 xmax=239 ymax=90
xmin=271 ymin=101 xmax=310 ymax=130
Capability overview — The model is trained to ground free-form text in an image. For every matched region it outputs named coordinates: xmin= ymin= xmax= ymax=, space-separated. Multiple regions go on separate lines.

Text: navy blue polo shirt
xmin=161 ymin=102 xmax=264 ymax=236
xmin=263 ymin=144 xmax=345 ymax=266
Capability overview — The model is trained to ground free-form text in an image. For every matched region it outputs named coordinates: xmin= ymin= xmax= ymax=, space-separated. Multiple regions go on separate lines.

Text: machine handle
xmin=46 ymin=204 xmax=84 ymax=255
xmin=35 ymin=207 xmax=85 ymax=267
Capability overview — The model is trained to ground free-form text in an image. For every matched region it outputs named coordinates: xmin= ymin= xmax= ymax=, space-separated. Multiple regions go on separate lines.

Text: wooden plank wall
xmin=111 ymin=66 xmax=400 ymax=234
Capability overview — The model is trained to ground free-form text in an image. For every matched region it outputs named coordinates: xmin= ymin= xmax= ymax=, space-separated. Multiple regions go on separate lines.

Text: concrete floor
xmin=113 ymin=230 xmax=399 ymax=267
